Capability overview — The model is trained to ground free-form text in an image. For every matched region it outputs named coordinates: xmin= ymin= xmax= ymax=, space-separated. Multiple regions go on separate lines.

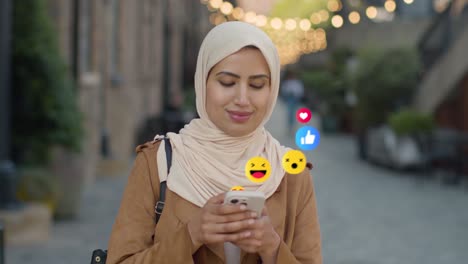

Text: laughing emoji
xmin=282 ymin=150 xmax=307 ymax=174
xmin=230 ymin=185 xmax=245 ymax=191
xmin=245 ymin=157 xmax=271 ymax=184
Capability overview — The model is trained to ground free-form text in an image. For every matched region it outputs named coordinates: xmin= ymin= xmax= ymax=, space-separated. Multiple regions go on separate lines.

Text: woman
xmin=107 ymin=21 xmax=322 ymax=264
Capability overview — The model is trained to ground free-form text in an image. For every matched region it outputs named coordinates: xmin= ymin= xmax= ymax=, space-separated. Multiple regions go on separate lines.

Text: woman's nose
xmin=234 ymin=84 xmax=250 ymax=106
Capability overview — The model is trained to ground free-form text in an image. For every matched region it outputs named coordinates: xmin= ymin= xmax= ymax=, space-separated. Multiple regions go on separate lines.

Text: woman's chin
xmin=222 ymin=124 xmax=258 ymax=137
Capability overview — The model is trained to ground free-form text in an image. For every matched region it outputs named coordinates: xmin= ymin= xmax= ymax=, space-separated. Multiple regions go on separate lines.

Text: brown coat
xmin=107 ymin=140 xmax=322 ymax=264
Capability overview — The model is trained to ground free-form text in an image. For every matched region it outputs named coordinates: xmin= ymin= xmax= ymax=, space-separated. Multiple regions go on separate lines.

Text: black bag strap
xmin=155 ymin=138 xmax=171 ymax=223
xmin=90 ymin=138 xmax=172 ymax=264
xmin=90 ymin=249 xmax=107 ymax=264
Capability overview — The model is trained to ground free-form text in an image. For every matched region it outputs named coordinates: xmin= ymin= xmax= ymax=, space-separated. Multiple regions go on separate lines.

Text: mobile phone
xmin=224 ymin=191 xmax=265 ymax=218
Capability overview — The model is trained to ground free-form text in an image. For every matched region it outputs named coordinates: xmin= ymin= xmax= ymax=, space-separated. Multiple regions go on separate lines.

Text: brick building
xmin=45 ymin=0 xmax=211 ymax=184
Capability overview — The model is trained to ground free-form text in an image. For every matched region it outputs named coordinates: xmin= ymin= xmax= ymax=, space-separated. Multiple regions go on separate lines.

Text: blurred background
xmin=0 ymin=0 xmax=467 ymax=263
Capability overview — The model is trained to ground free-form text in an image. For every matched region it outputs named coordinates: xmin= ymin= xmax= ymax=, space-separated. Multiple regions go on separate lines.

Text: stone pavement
xmin=5 ymin=173 xmax=129 ymax=264
xmin=5 ymin=99 xmax=468 ymax=264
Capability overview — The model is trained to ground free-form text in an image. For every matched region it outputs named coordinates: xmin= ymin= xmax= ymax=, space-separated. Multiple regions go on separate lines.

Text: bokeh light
xmin=349 ymin=11 xmax=361 ymax=24
xmin=331 ymin=15 xmax=344 ymax=28
xmin=366 ymin=6 xmax=378 ymax=19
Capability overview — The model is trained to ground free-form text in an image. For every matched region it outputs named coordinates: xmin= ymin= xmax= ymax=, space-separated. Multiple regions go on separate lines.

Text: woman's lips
xmin=227 ymin=110 xmax=253 ymax=123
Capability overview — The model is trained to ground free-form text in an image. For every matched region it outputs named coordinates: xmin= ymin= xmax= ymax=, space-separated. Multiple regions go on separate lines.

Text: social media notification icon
xmin=295 ymin=126 xmax=320 ymax=151
xmin=296 ymin=108 xmax=312 ymax=123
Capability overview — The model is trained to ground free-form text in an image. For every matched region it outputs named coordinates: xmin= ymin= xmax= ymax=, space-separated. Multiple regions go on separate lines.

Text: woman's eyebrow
xmin=215 ymin=71 xmax=270 ymax=79
xmin=249 ymin=74 xmax=270 ymax=79
xmin=216 ymin=71 xmax=240 ymax=78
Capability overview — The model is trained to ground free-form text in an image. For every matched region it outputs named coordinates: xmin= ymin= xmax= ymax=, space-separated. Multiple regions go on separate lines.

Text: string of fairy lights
xmin=200 ymin=0 xmax=453 ymax=65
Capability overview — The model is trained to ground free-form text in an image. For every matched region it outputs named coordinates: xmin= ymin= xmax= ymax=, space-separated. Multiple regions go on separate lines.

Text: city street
xmin=6 ymin=100 xmax=468 ymax=264
xmin=3 ymin=1 xmax=468 ymax=264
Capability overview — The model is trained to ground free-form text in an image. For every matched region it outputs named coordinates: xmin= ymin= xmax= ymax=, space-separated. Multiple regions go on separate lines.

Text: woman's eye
xmin=219 ymin=81 xmax=235 ymax=87
xmin=250 ymin=83 xmax=265 ymax=89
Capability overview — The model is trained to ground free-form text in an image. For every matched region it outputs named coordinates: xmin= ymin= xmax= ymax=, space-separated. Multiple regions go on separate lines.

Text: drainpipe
xmin=0 ymin=220 xmax=4 ymax=264
xmin=0 ymin=0 xmax=19 ymax=211
xmin=162 ymin=0 xmax=171 ymax=111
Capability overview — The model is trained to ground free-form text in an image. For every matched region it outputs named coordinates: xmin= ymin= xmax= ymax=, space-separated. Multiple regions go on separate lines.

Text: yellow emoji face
xmin=282 ymin=150 xmax=307 ymax=174
xmin=245 ymin=157 xmax=271 ymax=184
xmin=230 ymin=185 xmax=245 ymax=191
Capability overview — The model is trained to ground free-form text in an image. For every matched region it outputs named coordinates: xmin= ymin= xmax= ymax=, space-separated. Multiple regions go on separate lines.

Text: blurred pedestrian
xmin=281 ymin=69 xmax=304 ymax=134
xmin=107 ymin=21 xmax=321 ymax=264
xmin=164 ymin=91 xmax=185 ymax=133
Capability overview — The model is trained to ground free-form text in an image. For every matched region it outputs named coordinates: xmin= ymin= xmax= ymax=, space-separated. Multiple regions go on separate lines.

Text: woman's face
xmin=206 ymin=47 xmax=271 ymax=137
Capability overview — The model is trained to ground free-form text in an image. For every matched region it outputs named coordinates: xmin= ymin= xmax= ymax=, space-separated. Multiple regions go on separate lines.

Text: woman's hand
xmin=231 ymin=207 xmax=281 ymax=261
xmin=187 ymin=193 xmax=258 ymax=249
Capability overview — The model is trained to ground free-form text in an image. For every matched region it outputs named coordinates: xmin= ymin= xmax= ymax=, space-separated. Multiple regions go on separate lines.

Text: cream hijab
xmin=156 ymin=21 xmax=289 ymax=207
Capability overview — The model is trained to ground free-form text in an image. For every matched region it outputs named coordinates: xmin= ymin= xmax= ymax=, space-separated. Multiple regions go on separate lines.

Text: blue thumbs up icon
xmin=295 ymin=126 xmax=320 ymax=151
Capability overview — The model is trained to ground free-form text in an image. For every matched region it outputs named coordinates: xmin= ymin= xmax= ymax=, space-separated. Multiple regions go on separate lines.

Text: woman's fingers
xmin=261 ymin=206 xmax=268 ymax=216
xmin=233 ymin=238 xmax=262 ymax=253
xmin=203 ymin=218 xmax=256 ymax=234
xmin=206 ymin=193 xmax=248 ymax=216
xmin=203 ymin=230 xmax=252 ymax=244
xmin=235 ymin=237 xmax=262 ymax=247
xmin=197 ymin=194 xmax=271 ymax=246
xmin=206 ymin=210 xmax=257 ymax=224
xmin=214 ymin=203 xmax=247 ymax=215
xmin=206 ymin=192 xmax=226 ymax=205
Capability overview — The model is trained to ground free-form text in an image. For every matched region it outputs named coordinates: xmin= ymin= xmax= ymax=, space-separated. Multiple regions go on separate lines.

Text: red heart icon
xmin=296 ymin=108 xmax=312 ymax=123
